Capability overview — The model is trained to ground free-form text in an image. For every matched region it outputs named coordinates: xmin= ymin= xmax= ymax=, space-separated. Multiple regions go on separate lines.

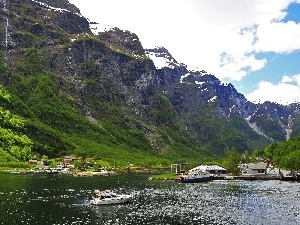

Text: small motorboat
xmin=90 ymin=190 xmax=132 ymax=205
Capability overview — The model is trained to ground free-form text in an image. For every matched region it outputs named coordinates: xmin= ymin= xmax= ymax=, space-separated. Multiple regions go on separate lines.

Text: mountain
xmin=145 ymin=47 xmax=300 ymax=140
xmin=1 ymin=0 xmax=300 ymax=165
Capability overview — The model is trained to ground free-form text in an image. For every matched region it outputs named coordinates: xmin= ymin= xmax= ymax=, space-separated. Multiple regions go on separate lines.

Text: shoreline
xmin=149 ymin=174 xmax=300 ymax=182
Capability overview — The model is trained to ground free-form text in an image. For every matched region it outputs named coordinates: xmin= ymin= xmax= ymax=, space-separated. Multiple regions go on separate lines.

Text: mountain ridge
xmin=0 ymin=0 xmax=299 ymax=165
xmin=145 ymin=46 xmax=300 ymax=142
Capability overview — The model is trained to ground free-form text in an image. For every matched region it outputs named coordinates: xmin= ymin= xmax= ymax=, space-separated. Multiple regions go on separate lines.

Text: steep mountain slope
xmin=145 ymin=47 xmax=300 ymax=146
xmin=0 ymin=0 xmax=160 ymax=164
xmin=0 ymin=0 xmax=299 ymax=165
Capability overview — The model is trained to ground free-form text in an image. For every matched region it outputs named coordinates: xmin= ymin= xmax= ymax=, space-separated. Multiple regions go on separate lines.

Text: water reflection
xmin=0 ymin=173 xmax=300 ymax=225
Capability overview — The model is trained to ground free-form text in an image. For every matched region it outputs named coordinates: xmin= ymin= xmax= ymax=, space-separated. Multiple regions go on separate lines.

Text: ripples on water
xmin=0 ymin=174 xmax=300 ymax=225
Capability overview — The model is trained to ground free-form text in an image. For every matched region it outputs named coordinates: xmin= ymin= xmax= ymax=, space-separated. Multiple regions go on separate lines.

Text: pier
xmin=212 ymin=175 xmax=298 ymax=181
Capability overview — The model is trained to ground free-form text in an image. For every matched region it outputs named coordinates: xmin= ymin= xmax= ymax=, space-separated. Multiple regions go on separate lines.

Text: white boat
xmin=224 ymin=175 xmax=234 ymax=180
xmin=90 ymin=190 xmax=132 ymax=205
xmin=178 ymin=166 xmax=213 ymax=183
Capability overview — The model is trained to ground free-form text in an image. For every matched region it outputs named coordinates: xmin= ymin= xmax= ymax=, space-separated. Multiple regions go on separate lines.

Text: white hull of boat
xmin=90 ymin=191 xmax=132 ymax=205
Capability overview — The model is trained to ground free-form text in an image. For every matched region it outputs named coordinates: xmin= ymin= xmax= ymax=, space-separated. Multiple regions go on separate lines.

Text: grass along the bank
xmin=0 ymin=161 xmax=34 ymax=170
xmin=149 ymin=172 xmax=179 ymax=180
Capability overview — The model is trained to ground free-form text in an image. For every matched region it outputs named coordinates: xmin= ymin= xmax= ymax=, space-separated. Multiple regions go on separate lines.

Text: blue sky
xmin=68 ymin=0 xmax=300 ymax=105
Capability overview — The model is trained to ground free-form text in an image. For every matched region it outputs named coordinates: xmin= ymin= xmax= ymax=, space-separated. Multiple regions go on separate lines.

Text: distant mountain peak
xmin=145 ymin=46 xmax=181 ymax=69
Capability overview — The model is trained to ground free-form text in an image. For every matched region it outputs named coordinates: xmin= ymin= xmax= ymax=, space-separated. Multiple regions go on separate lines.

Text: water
xmin=0 ymin=172 xmax=300 ymax=225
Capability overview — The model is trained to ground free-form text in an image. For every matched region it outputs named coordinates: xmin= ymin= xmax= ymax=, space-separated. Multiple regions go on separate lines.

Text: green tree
xmin=264 ymin=143 xmax=277 ymax=160
xmin=223 ymin=147 xmax=241 ymax=175
xmin=242 ymin=150 xmax=250 ymax=163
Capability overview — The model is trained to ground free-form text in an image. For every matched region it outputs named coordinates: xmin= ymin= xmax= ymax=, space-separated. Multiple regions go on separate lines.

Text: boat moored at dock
xmin=178 ymin=166 xmax=213 ymax=183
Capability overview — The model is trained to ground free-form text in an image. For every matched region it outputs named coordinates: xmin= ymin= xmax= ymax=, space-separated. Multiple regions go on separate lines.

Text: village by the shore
xmin=6 ymin=156 xmax=300 ymax=181
xmin=150 ymin=162 xmax=300 ymax=181
xmin=7 ymin=155 xmax=168 ymax=177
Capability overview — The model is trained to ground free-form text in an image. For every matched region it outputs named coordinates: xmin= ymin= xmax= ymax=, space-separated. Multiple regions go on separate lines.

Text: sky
xmin=68 ymin=0 xmax=300 ymax=105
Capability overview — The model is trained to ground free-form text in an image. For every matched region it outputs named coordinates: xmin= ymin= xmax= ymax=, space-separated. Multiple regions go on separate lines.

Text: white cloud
xmin=282 ymin=75 xmax=294 ymax=83
xmin=246 ymin=75 xmax=300 ymax=104
xmin=283 ymin=74 xmax=300 ymax=85
xmin=218 ymin=52 xmax=267 ymax=81
xmin=186 ymin=0 xmax=290 ymax=27
xmin=254 ymin=21 xmax=300 ymax=53
xmin=292 ymin=74 xmax=300 ymax=85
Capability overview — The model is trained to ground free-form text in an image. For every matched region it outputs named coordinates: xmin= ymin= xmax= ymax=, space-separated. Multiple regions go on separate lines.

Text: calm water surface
xmin=0 ymin=172 xmax=300 ymax=225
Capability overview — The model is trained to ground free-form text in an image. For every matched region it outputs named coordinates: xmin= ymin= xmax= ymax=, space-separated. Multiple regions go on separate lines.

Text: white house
xmin=240 ymin=162 xmax=268 ymax=175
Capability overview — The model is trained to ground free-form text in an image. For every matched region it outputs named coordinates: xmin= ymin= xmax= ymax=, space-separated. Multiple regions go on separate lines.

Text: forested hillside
xmin=264 ymin=136 xmax=300 ymax=170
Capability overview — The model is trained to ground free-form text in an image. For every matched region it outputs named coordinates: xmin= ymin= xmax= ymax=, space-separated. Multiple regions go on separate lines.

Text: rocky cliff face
xmin=146 ymin=46 xmax=300 ymax=142
xmin=1 ymin=0 xmax=157 ymax=121
xmin=1 ymin=0 xmax=300 ymax=160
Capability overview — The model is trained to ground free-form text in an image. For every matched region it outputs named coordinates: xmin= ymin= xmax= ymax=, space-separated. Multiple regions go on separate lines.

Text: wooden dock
xmin=212 ymin=175 xmax=299 ymax=181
